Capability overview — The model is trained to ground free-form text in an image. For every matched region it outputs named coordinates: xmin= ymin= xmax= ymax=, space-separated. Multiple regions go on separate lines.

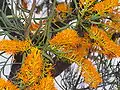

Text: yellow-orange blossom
xmin=90 ymin=26 xmax=120 ymax=58
xmin=82 ymin=59 xmax=102 ymax=88
xmin=17 ymin=47 xmax=43 ymax=85
xmin=50 ymin=28 xmax=102 ymax=88
xmin=0 ymin=40 xmax=31 ymax=54
xmin=0 ymin=78 xmax=19 ymax=90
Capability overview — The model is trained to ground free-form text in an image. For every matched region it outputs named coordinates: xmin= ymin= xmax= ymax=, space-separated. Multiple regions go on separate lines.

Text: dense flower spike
xmin=81 ymin=59 xmax=102 ymax=88
xmin=93 ymin=0 xmax=119 ymax=15
xmin=0 ymin=40 xmax=31 ymax=54
xmin=0 ymin=78 xmax=19 ymax=90
xmin=64 ymin=36 xmax=91 ymax=63
xmin=49 ymin=28 xmax=80 ymax=49
xmin=39 ymin=74 xmax=56 ymax=90
xmin=56 ymin=3 xmax=69 ymax=13
xmin=89 ymin=26 xmax=110 ymax=41
xmin=50 ymin=29 xmax=91 ymax=63
xmin=28 ymin=74 xmax=56 ymax=90
xmin=90 ymin=26 xmax=120 ymax=58
xmin=17 ymin=47 xmax=43 ymax=85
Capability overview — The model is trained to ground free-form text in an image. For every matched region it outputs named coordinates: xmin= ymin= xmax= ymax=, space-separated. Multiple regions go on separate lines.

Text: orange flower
xmin=17 ymin=47 xmax=43 ymax=85
xmin=28 ymin=74 xmax=56 ymax=90
xmin=50 ymin=29 xmax=91 ymax=63
xmin=56 ymin=3 xmax=71 ymax=13
xmin=0 ymin=40 xmax=31 ymax=54
xmin=89 ymin=26 xmax=120 ymax=58
xmin=30 ymin=23 xmax=40 ymax=31
xmin=81 ymin=59 xmax=102 ymax=88
xmin=39 ymin=74 xmax=56 ymax=90
xmin=49 ymin=28 xmax=80 ymax=49
xmin=0 ymin=78 xmax=19 ymax=90
xmin=89 ymin=26 xmax=110 ymax=41
xmin=93 ymin=1 xmax=105 ymax=15
xmin=64 ymin=37 xmax=91 ymax=63
xmin=93 ymin=0 xmax=118 ymax=15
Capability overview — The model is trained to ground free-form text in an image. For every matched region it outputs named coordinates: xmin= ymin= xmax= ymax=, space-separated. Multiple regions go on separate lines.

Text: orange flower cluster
xmin=56 ymin=3 xmax=70 ymax=13
xmin=0 ymin=40 xmax=31 ymax=54
xmin=64 ymin=37 xmax=91 ymax=63
xmin=89 ymin=26 xmax=110 ymax=41
xmin=39 ymin=74 xmax=56 ymax=90
xmin=93 ymin=0 xmax=119 ymax=15
xmin=50 ymin=29 xmax=91 ymax=63
xmin=0 ymin=78 xmax=19 ymax=90
xmin=49 ymin=28 xmax=80 ymax=49
xmin=90 ymin=26 xmax=120 ymax=58
xmin=17 ymin=47 xmax=43 ymax=85
xmin=81 ymin=59 xmax=102 ymax=88
xmin=29 ymin=74 xmax=56 ymax=90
